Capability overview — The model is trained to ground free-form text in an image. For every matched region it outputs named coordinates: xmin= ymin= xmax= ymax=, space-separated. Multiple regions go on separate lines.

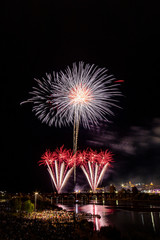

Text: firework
xmin=20 ymin=74 xmax=60 ymax=126
xmin=21 ymin=62 xmax=122 ymax=182
xmin=77 ymin=149 xmax=113 ymax=192
xmin=39 ymin=146 xmax=75 ymax=193
xmin=21 ymin=62 xmax=122 ymax=130
xmin=53 ymin=62 xmax=122 ymax=128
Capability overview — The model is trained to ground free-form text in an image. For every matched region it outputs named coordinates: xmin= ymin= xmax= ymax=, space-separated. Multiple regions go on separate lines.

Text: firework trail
xmin=39 ymin=146 xmax=75 ymax=193
xmin=21 ymin=62 xmax=122 ymax=182
xmin=77 ymin=149 xmax=113 ymax=192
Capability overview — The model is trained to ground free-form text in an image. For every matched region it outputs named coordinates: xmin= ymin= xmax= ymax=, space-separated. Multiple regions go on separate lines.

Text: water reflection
xmin=85 ymin=203 xmax=109 ymax=230
xmin=141 ymin=213 xmax=144 ymax=225
xmin=75 ymin=204 xmax=78 ymax=214
xmin=58 ymin=203 xmax=115 ymax=231
xmin=151 ymin=212 xmax=156 ymax=232
xmin=57 ymin=203 xmax=160 ymax=237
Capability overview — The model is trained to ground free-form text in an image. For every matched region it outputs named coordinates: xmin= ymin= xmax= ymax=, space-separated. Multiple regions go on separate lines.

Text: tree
xmin=118 ymin=188 xmax=127 ymax=199
xmin=132 ymin=186 xmax=139 ymax=197
xmin=22 ymin=200 xmax=34 ymax=213
xmin=109 ymin=184 xmax=116 ymax=199
xmin=10 ymin=198 xmax=22 ymax=212
xmin=109 ymin=184 xmax=116 ymax=194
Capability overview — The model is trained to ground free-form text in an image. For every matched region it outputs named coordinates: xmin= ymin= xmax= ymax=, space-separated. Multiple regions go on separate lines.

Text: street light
xmin=34 ymin=192 xmax=38 ymax=211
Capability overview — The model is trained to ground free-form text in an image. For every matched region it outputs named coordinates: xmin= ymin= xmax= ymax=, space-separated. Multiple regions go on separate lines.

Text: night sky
xmin=2 ymin=1 xmax=160 ymax=192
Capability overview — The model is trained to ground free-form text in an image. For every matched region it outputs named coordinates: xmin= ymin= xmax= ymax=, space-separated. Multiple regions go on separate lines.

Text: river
xmin=57 ymin=202 xmax=160 ymax=239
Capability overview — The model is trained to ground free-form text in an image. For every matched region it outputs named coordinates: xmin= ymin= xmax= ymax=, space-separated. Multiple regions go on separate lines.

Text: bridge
xmin=47 ymin=192 xmax=113 ymax=203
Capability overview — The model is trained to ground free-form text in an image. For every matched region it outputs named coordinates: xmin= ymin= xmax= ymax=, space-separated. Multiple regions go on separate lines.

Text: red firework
xmin=39 ymin=146 xmax=74 ymax=193
xmin=77 ymin=150 xmax=88 ymax=166
xmin=39 ymin=147 xmax=113 ymax=193
xmin=55 ymin=145 xmax=70 ymax=162
xmin=88 ymin=149 xmax=98 ymax=163
xmin=77 ymin=148 xmax=113 ymax=192
xmin=97 ymin=150 xmax=113 ymax=166
xmin=39 ymin=149 xmax=55 ymax=166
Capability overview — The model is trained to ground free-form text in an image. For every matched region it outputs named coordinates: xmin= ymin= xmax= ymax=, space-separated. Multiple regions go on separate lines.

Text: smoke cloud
xmin=85 ymin=118 xmax=160 ymax=184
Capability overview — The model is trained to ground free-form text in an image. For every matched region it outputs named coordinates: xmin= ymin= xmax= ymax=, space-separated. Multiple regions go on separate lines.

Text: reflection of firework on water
xmin=39 ymin=146 xmax=75 ymax=193
xmin=77 ymin=149 xmax=113 ymax=192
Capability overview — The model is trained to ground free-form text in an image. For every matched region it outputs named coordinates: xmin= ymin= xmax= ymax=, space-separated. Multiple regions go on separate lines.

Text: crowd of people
xmin=0 ymin=211 xmax=95 ymax=240
xmin=26 ymin=209 xmax=90 ymax=223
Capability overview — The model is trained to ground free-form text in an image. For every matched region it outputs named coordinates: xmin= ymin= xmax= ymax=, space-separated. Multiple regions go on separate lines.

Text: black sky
xmin=2 ymin=0 xmax=160 ymax=192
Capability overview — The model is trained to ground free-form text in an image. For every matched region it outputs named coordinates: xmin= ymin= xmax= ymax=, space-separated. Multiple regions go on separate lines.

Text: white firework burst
xmin=21 ymin=73 xmax=61 ymax=126
xmin=21 ymin=62 xmax=122 ymax=128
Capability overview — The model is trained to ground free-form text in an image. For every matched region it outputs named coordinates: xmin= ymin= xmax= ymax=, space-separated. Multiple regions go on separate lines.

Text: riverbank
xmin=0 ymin=211 xmax=125 ymax=240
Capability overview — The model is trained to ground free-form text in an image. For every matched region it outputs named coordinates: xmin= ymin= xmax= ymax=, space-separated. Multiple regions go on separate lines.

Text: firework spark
xmin=39 ymin=146 xmax=75 ymax=193
xmin=77 ymin=149 xmax=113 ymax=192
